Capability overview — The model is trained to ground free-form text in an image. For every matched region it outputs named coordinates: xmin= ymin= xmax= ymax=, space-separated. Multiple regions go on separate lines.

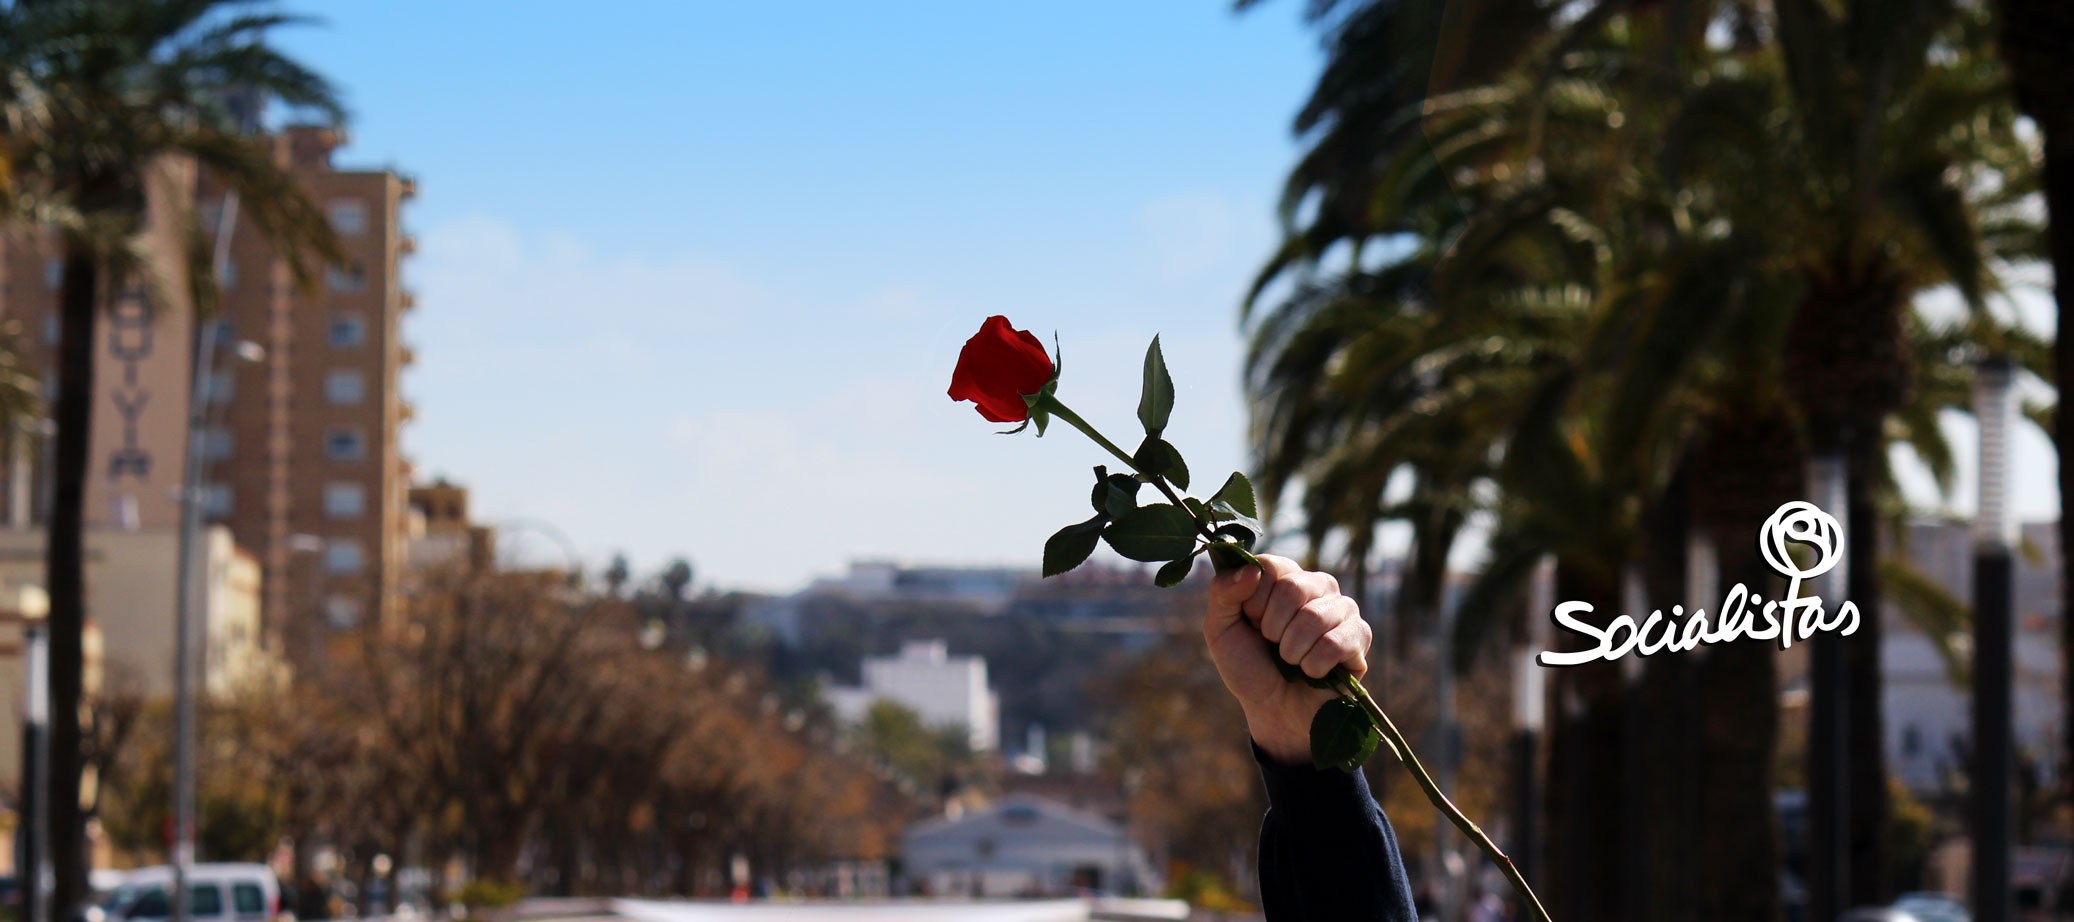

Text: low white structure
xmin=826 ymin=639 xmax=999 ymax=751
xmin=809 ymin=561 xmax=1025 ymax=613
xmin=901 ymin=795 xmax=1157 ymax=898
xmin=1884 ymin=519 xmax=2063 ymax=793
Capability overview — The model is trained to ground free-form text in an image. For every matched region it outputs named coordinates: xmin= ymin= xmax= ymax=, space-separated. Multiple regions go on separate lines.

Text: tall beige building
xmin=203 ymin=125 xmax=417 ymax=652
xmin=0 ymin=125 xmax=417 ymax=665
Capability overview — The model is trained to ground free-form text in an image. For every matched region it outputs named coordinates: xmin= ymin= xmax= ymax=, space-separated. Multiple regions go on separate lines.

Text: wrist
xmin=1245 ymin=706 xmax=1313 ymax=765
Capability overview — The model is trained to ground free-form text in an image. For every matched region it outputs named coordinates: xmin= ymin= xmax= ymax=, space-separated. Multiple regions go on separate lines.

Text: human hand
xmin=1203 ymin=554 xmax=1372 ymax=765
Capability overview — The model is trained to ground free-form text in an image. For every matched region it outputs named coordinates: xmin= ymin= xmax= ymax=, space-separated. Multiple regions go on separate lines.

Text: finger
xmin=1257 ymin=570 xmax=1336 ymax=644
xmin=1303 ymin=615 xmax=1372 ymax=679
xmin=1203 ymin=562 xmax=1264 ymax=644
xmin=1240 ymin=555 xmax=1306 ymax=624
xmin=1276 ymin=596 xmax=1343 ymax=671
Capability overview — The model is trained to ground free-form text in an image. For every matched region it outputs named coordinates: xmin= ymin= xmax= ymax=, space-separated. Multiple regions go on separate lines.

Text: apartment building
xmin=0 ymin=126 xmax=417 ymax=666
xmin=203 ymin=125 xmax=417 ymax=652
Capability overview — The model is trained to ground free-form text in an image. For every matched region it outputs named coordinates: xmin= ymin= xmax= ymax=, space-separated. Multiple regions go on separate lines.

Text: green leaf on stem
xmin=1212 ymin=513 xmax=1265 ymax=548
xmin=1089 ymin=467 xmax=1140 ymax=518
xmin=1206 ymin=540 xmax=1258 ymax=574
xmin=1103 ymin=474 xmax=1141 ymax=519
xmin=1133 ymin=436 xmax=1190 ymax=491
xmin=1138 ymin=334 xmax=1174 ymax=435
xmin=1101 ymin=504 xmax=1198 ymax=562
xmin=1154 ymin=555 xmax=1195 ymax=588
xmin=1209 ymin=472 xmax=1258 ymax=519
xmin=1310 ymin=696 xmax=1382 ymax=772
xmin=1043 ymin=516 xmax=1106 ymax=577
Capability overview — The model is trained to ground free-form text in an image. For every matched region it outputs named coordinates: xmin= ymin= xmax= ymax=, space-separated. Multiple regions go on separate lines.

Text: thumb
xmin=1204 ymin=563 xmax=1263 ymax=643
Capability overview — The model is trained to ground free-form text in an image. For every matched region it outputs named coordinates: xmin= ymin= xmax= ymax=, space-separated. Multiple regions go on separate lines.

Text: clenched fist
xmin=1203 ymin=554 xmax=1373 ymax=765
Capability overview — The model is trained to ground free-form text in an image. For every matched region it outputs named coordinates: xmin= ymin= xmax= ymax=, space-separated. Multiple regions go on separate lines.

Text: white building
xmin=902 ymin=795 xmax=1158 ymax=898
xmin=827 ymin=639 xmax=1000 ymax=751
xmin=808 ymin=561 xmax=1026 ymax=612
xmin=1884 ymin=519 xmax=2062 ymax=793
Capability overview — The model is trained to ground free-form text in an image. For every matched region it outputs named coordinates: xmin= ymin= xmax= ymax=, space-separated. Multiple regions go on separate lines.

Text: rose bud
xmin=947 ymin=315 xmax=1055 ymax=422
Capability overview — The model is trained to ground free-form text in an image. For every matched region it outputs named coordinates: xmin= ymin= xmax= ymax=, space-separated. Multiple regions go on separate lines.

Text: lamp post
xmin=18 ymin=586 xmax=50 ymax=922
xmin=1971 ymin=355 xmax=2016 ymax=922
xmin=174 ymin=181 xmax=258 ymax=922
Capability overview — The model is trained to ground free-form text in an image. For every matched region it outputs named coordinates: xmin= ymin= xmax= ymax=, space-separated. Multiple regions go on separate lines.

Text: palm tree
xmin=1248 ymin=1 xmax=2040 ymax=918
xmin=0 ymin=1 xmax=344 ymax=910
xmin=1984 ymin=0 xmax=2074 ymax=811
xmin=1674 ymin=2 xmax=2037 ymax=901
xmin=1245 ymin=14 xmax=1761 ymax=916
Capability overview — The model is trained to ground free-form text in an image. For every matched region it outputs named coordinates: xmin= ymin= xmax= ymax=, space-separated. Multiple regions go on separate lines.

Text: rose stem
xmin=1033 ymin=396 xmax=1547 ymax=916
xmin=1037 ymin=395 xmax=1222 ymax=543
xmin=1338 ymin=670 xmax=1553 ymax=922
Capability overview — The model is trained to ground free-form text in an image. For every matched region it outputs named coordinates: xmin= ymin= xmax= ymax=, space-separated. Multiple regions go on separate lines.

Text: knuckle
xmin=1302 ymin=647 xmax=1337 ymax=678
xmin=1296 ymin=599 xmax=1331 ymax=627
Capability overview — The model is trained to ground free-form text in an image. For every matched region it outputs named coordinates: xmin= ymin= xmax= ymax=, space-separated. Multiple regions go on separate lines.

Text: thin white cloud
xmin=402 ymin=213 xmax=1266 ymax=592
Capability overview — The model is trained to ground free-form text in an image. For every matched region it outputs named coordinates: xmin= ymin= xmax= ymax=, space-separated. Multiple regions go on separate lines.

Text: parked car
xmin=1838 ymin=908 xmax=1926 ymax=922
xmin=1892 ymin=892 xmax=1970 ymax=922
xmin=100 ymin=864 xmax=280 ymax=922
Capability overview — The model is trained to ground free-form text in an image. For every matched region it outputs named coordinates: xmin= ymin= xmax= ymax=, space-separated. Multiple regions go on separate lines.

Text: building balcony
xmin=399 ymin=175 xmax=418 ymax=199
xmin=400 ymin=401 xmax=416 ymax=423
xmin=399 ymin=234 xmax=418 ymax=256
xmin=400 ymin=345 xmax=416 ymax=366
xmin=399 ymin=290 xmax=416 ymax=310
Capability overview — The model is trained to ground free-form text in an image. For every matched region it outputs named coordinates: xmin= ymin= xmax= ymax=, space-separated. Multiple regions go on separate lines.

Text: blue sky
xmin=273 ymin=1 xmax=2061 ymax=594
xmin=271 ymin=1 xmax=1327 ymax=592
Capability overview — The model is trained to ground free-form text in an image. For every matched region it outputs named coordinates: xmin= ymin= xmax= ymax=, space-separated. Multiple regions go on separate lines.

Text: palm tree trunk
xmin=1687 ymin=404 xmax=1801 ymax=922
xmin=1545 ymin=557 xmax=1623 ymax=922
xmin=1640 ymin=462 xmax=1696 ymax=922
xmin=1696 ymin=533 xmax=1783 ymax=922
xmin=47 ymin=242 xmax=98 ymax=920
xmin=1846 ymin=460 xmax=1890 ymax=906
xmin=1986 ymin=0 xmax=2073 ymax=817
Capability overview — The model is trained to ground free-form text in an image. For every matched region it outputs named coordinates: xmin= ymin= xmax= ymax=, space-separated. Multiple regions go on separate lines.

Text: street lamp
xmin=18 ymin=585 xmax=50 ymax=922
xmin=172 ymin=178 xmax=263 ymax=922
xmin=1971 ymin=355 xmax=2017 ymax=922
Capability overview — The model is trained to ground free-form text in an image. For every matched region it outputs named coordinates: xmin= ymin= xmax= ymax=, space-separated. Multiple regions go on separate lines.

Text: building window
xmin=326 ymin=263 xmax=365 ymax=293
xmin=325 ymin=427 xmax=365 ymax=461
xmin=42 ymin=315 xmax=58 ymax=346
xmin=206 ymin=369 xmax=234 ymax=404
xmin=325 ymin=369 xmax=365 ymax=405
xmin=327 ymin=199 xmax=368 ymax=236
xmin=328 ymin=313 xmax=366 ymax=348
xmin=199 ymin=426 xmax=233 ymax=461
xmin=324 ymin=482 xmax=364 ymax=519
xmin=211 ymin=317 xmax=233 ymax=344
xmin=219 ymin=259 xmax=236 ymax=289
xmin=323 ymin=593 xmax=362 ymax=628
xmin=43 ymin=258 xmax=60 ymax=291
xmin=324 ymin=538 xmax=363 ymax=575
xmin=200 ymin=483 xmax=231 ymax=517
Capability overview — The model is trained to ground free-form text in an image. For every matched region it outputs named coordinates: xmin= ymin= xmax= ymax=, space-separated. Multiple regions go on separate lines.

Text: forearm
xmin=1254 ymin=741 xmax=1419 ymax=922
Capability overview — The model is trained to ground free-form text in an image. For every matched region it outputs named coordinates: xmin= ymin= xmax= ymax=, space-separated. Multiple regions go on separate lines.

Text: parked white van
xmin=100 ymin=864 xmax=280 ymax=922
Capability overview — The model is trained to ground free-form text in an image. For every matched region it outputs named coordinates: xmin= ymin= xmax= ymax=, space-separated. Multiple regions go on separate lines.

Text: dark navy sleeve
xmin=1254 ymin=740 xmax=1419 ymax=922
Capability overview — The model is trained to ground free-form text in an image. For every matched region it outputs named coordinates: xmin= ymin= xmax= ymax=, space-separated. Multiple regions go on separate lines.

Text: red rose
xmin=948 ymin=315 xmax=1054 ymax=422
